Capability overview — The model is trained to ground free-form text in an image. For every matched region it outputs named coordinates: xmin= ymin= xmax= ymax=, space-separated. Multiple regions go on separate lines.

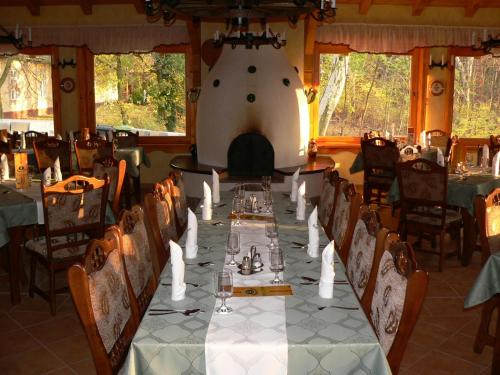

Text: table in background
xmin=464 ymin=253 xmax=500 ymax=374
xmin=349 ymin=148 xmax=437 ymax=174
xmin=123 ymin=191 xmax=391 ymax=374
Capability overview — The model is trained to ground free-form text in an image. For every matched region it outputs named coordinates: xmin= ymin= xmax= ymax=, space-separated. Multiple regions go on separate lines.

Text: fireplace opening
xmin=227 ymin=133 xmax=274 ymax=176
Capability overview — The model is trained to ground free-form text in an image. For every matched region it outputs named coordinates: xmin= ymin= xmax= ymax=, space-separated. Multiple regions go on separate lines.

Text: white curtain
xmin=316 ymin=23 xmax=500 ymax=53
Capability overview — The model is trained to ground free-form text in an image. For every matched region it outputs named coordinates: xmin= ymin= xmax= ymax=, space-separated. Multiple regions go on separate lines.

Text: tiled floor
xmin=0 ymin=207 xmax=495 ymax=375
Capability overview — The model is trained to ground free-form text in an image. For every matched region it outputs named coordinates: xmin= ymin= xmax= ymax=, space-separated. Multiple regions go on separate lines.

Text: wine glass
xmin=265 ymin=221 xmax=278 ymax=249
xmin=214 ymin=269 xmax=233 ymax=314
xmin=232 ymin=197 xmax=242 ymax=226
xmin=226 ymin=231 xmax=240 ymax=266
xmin=269 ymin=247 xmax=284 ymax=284
xmin=263 ymin=189 xmax=273 ymax=213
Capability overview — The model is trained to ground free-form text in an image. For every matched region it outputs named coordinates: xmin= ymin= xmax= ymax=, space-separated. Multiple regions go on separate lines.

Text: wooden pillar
xmin=187 ymin=20 xmax=201 ymax=146
xmin=304 ymin=16 xmax=318 ymax=138
xmin=77 ymin=47 xmax=96 ymax=132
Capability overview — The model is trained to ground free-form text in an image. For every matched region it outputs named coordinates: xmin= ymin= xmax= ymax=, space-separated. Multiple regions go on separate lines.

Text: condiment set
xmin=238 ymin=245 xmax=263 ymax=275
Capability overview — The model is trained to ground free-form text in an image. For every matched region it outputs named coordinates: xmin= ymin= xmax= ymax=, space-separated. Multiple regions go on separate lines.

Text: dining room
xmin=0 ymin=1 xmax=499 ymax=375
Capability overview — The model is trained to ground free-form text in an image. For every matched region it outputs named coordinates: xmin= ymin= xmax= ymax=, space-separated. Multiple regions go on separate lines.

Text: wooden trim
xmin=77 ymin=46 xmax=96 ymax=132
xmin=412 ymin=48 xmax=427 ymax=138
xmin=186 ymin=21 xmax=201 ymax=146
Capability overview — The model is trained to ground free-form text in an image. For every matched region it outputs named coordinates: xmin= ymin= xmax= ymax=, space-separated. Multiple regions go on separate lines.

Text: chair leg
xmin=492 ymin=304 xmax=500 ymax=375
xmin=28 ymin=255 xmax=37 ymax=298
xmin=438 ymin=231 xmax=445 ymax=272
xmin=474 ymin=296 xmax=499 ymax=353
xmin=49 ymin=266 xmax=56 ymax=315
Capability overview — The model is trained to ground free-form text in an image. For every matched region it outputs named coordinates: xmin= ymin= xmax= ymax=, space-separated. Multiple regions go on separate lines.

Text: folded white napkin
xmin=69 ymin=130 xmax=74 ymax=142
xmin=492 ymin=152 xmax=500 ymax=177
xmin=43 ymin=167 xmax=51 ymax=186
xmin=419 ymin=131 xmax=426 ymax=148
xmin=55 ymin=134 xmax=62 ymax=140
xmin=202 ymin=181 xmax=212 ymax=221
xmin=169 ymin=240 xmax=186 ymax=301
xmin=385 ymin=130 xmax=390 ymax=140
xmin=290 ymin=168 xmax=300 ymax=202
xmin=296 ymin=181 xmax=306 ymax=221
xmin=212 ymin=169 xmax=220 ymax=204
xmin=436 ymin=147 xmax=445 ymax=167
xmin=482 ymin=144 xmax=490 ymax=166
xmin=307 ymin=206 xmax=320 ymax=258
xmin=107 ymin=130 xmax=113 ymax=141
xmin=185 ymin=208 xmax=198 ymax=259
xmin=54 ymin=157 xmax=63 ymax=182
xmin=0 ymin=154 xmax=9 ymax=180
xmin=319 ymin=240 xmax=335 ymax=299
xmin=20 ymin=132 xmax=26 ymax=149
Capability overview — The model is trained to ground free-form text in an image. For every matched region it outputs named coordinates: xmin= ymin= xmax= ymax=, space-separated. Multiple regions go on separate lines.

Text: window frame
xmin=313 ymin=43 xmax=420 ymax=150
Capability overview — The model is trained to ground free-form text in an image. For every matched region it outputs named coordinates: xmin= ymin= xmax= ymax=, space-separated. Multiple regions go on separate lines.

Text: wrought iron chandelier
xmin=144 ymin=0 xmax=337 ymax=26
xmin=0 ymin=25 xmax=32 ymax=50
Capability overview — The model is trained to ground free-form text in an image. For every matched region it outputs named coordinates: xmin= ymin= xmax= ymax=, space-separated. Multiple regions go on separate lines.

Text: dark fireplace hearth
xmin=227 ymin=133 xmax=274 ymax=176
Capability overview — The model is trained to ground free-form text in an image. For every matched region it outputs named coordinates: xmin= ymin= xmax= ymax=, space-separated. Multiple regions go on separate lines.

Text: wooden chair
xmin=73 ymin=130 xmax=102 ymax=141
xmin=26 ymin=175 xmax=109 ymax=314
xmin=167 ymin=172 xmax=189 ymax=238
xmin=143 ymin=185 xmax=177 ymax=273
xmin=474 ymin=188 xmax=500 ymax=265
xmin=33 ymin=138 xmax=72 ymax=175
xmin=396 ymin=158 xmax=462 ymax=271
xmin=75 ymin=139 xmax=114 ymax=174
xmin=93 ymin=157 xmax=126 ymax=217
xmin=68 ymin=229 xmax=140 ymax=375
xmin=329 ymin=181 xmax=362 ymax=264
xmin=361 ymin=137 xmax=400 ymax=205
xmin=24 ymin=131 xmax=48 ymax=149
xmin=366 ymin=239 xmax=429 ymax=374
xmin=490 ymin=135 xmax=500 ymax=156
xmin=113 ymin=130 xmax=139 ymax=148
xmin=318 ymin=168 xmax=339 ymax=233
xmin=0 ymin=130 xmax=12 ymax=154
xmin=426 ymin=129 xmax=452 ymax=160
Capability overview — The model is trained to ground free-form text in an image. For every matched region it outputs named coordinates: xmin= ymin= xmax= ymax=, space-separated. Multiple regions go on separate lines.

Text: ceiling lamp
xmin=0 ymin=25 xmax=32 ymax=50
xmin=144 ymin=0 xmax=337 ymax=26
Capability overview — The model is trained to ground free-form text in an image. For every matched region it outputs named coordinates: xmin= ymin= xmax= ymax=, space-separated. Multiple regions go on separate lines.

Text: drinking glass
xmin=226 ymin=231 xmax=240 ymax=266
xmin=269 ymin=248 xmax=284 ymax=284
xmin=232 ymin=197 xmax=243 ymax=226
xmin=265 ymin=221 xmax=278 ymax=249
xmin=214 ymin=269 xmax=233 ymax=314
xmin=263 ymin=189 xmax=273 ymax=213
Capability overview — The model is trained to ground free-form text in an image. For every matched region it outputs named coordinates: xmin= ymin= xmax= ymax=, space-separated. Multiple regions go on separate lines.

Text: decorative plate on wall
xmin=430 ymin=80 xmax=445 ymax=96
xmin=60 ymin=77 xmax=75 ymax=93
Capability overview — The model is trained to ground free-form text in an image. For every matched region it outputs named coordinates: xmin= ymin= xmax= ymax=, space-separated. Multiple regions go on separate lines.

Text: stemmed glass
xmin=232 ymin=197 xmax=243 ymax=226
xmin=261 ymin=176 xmax=271 ymax=191
xmin=226 ymin=231 xmax=240 ymax=266
xmin=265 ymin=221 xmax=278 ymax=249
xmin=214 ymin=269 xmax=233 ymax=314
xmin=263 ymin=189 xmax=273 ymax=214
xmin=269 ymin=247 xmax=285 ymax=284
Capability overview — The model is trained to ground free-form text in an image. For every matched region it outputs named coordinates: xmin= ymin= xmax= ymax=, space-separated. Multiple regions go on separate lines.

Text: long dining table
xmin=123 ymin=189 xmax=391 ymax=374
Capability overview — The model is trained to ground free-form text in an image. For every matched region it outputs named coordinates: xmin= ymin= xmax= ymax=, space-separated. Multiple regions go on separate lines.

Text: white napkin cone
xmin=169 ymin=240 xmax=186 ymax=301
xmin=296 ymin=181 xmax=306 ymax=221
xmin=307 ymin=206 xmax=320 ymax=258
xmin=185 ymin=208 xmax=198 ymax=259
xmin=290 ymin=168 xmax=300 ymax=202
xmin=319 ymin=240 xmax=335 ymax=299
xmin=202 ymin=181 xmax=212 ymax=221
xmin=419 ymin=131 xmax=426 ymax=148
xmin=53 ymin=157 xmax=63 ymax=182
xmin=55 ymin=134 xmax=62 ymax=140
xmin=212 ymin=169 xmax=220 ymax=204
xmin=436 ymin=147 xmax=445 ymax=167
xmin=0 ymin=154 xmax=9 ymax=180
xmin=492 ymin=152 xmax=500 ymax=177
xmin=69 ymin=130 xmax=74 ymax=142
xmin=483 ymin=144 xmax=490 ymax=163
xmin=20 ymin=132 xmax=26 ymax=149
xmin=107 ymin=130 xmax=113 ymax=141
xmin=43 ymin=167 xmax=51 ymax=186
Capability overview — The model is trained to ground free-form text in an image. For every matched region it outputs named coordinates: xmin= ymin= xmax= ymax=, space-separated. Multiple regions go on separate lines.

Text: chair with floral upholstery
xmin=165 ymin=174 xmax=188 ymax=238
xmin=396 ymin=158 xmax=462 ymax=271
xmin=24 ymin=130 xmax=48 ymax=149
xmin=68 ymin=229 xmax=140 ymax=375
xmin=474 ymin=188 xmax=500 ymax=265
xmin=361 ymin=137 xmax=400 ymax=205
xmin=143 ymin=184 xmax=177 ymax=273
xmin=319 ymin=170 xmax=344 ymax=239
xmin=367 ymin=239 xmax=428 ymax=374
xmin=26 ymin=175 xmax=109 ymax=314
xmin=329 ymin=181 xmax=362 ymax=264
xmin=75 ymin=139 xmax=114 ymax=175
xmin=93 ymin=157 xmax=126 ymax=217
xmin=117 ymin=205 xmax=158 ymax=316
xmin=33 ymin=138 xmax=72 ymax=175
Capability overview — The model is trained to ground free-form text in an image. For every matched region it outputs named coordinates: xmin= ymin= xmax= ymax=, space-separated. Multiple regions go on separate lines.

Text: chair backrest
xmin=75 ymin=139 xmax=114 ymax=173
xmin=361 ymin=137 xmax=400 ymax=177
xmin=24 ymin=131 xmax=48 ymax=149
xmin=73 ymin=130 xmax=102 ymax=141
xmin=34 ymin=138 xmax=72 ymax=174
xmin=396 ymin=158 xmax=448 ymax=227
xmin=42 ymin=175 xmax=109 ymax=261
xmin=318 ymin=168 xmax=338 ymax=230
xmin=93 ymin=157 xmax=126 ymax=217
xmin=330 ymin=181 xmax=362 ymax=264
xmin=346 ymin=205 xmax=385 ymax=301
xmin=166 ymin=173 xmax=188 ymax=237
xmin=368 ymin=239 xmax=428 ymax=374
xmin=117 ymin=206 xmax=157 ymax=316
xmin=490 ymin=135 xmax=500 ymax=155
xmin=474 ymin=188 xmax=500 ymax=264
xmin=113 ymin=130 xmax=139 ymax=148
xmin=0 ymin=130 xmax=12 ymax=153
xmin=68 ymin=230 xmax=139 ymax=375
xmin=399 ymin=145 xmax=419 ymax=156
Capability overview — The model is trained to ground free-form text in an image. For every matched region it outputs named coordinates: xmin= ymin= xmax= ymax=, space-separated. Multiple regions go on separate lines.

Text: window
xmin=318 ymin=52 xmax=412 ymax=138
xmin=452 ymin=54 xmax=499 ymax=138
xmin=0 ymin=54 xmax=55 ymax=135
xmin=94 ymin=52 xmax=186 ymax=137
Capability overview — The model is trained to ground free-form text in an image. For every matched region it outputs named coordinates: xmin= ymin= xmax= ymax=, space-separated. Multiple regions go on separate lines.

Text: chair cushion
xmin=406 ymin=209 xmax=461 ymax=226
xmin=26 ymin=234 xmax=89 ymax=259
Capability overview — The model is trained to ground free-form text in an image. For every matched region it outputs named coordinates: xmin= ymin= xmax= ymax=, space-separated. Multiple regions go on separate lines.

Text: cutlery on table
xmin=300 ymin=281 xmax=349 ymax=285
xmin=318 ymin=305 xmax=359 ymax=311
xmin=186 ymin=261 xmax=214 ymax=267
xmin=148 ymin=308 xmax=204 ymax=316
xmin=214 ymin=203 xmax=226 ymax=208
xmin=211 ymin=221 xmax=224 ymax=226
xmin=162 ymin=282 xmax=200 ymax=287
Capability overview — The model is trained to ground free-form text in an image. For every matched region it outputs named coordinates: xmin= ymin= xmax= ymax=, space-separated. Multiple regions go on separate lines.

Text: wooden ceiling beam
xmin=81 ymin=0 xmax=92 ymax=15
xmin=465 ymin=0 xmax=481 ymax=17
xmin=25 ymin=0 xmax=40 ymax=16
xmin=358 ymin=0 xmax=373 ymax=15
xmin=412 ymin=0 xmax=431 ymax=16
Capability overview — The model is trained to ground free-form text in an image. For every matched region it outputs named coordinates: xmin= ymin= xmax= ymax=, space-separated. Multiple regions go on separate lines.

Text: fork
xmin=318 ymin=305 xmax=359 ymax=311
xmin=162 ymin=282 xmax=200 ymax=287
xmin=186 ymin=261 xmax=214 ymax=267
xmin=148 ymin=309 xmax=204 ymax=316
